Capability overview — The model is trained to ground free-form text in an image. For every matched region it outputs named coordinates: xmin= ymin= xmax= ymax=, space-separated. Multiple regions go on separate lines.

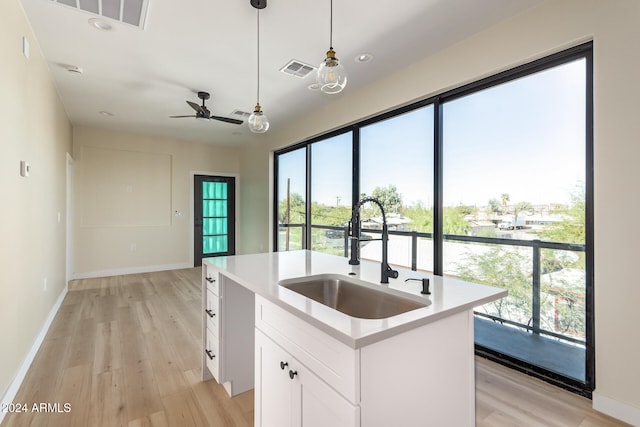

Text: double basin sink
xmin=279 ymin=273 xmax=430 ymax=319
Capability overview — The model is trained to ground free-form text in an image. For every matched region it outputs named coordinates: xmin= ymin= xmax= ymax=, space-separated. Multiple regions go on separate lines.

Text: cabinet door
xmin=256 ymin=331 xmax=358 ymax=427
xmin=295 ymin=363 xmax=359 ymax=427
xmin=256 ymin=330 xmax=294 ymax=427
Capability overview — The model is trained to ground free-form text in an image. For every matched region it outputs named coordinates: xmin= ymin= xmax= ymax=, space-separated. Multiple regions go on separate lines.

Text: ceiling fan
xmin=170 ymin=91 xmax=243 ymax=125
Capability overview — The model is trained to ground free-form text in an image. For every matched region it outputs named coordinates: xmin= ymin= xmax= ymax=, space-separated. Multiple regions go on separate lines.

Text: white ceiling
xmin=19 ymin=0 xmax=542 ymax=146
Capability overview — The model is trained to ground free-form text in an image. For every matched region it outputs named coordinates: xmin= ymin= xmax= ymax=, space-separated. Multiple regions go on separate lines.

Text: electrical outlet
xmin=43 ymin=277 xmax=47 ymax=292
xmin=130 ymin=243 xmax=137 ymax=252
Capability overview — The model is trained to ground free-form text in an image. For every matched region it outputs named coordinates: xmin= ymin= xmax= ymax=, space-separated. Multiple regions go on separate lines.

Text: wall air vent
xmin=50 ymin=0 xmax=150 ymax=29
xmin=279 ymin=60 xmax=316 ymax=78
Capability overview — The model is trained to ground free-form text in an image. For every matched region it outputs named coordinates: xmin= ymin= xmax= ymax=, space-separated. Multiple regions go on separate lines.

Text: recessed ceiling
xmin=18 ymin=0 xmax=542 ymax=146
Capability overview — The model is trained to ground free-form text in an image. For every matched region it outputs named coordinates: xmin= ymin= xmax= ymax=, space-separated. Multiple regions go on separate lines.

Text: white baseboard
xmin=0 ymin=283 xmax=68 ymax=425
xmin=593 ymin=390 xmax=640 ymax=426
xmin=71 ymin=262 xmax=192 ymax=280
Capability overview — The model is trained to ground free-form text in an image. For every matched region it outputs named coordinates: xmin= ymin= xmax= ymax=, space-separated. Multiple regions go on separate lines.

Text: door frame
xmin=66 ymin=152 xmax=74 ymax=283
xmin=189 ymin=171 xmax=240 ymax=267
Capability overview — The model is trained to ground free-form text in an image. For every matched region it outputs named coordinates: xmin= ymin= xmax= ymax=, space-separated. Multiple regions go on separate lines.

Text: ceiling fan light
xmin=317 ymin=48 xmax=347 ymax=94
xmin=248 ymin=104 xmax=270 ymax=133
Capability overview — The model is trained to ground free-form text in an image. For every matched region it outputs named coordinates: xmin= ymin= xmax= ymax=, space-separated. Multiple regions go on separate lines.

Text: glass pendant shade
xmin=317 ymin=48 xmax=347 ymax=94
xmin=248 ymin=104 xmax=269 ymax=133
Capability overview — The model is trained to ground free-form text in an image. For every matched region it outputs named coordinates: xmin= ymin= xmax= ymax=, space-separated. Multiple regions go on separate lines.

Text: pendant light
xmin=248 ymin=0 xmax=270 ymax=133
xmin=317 ymin=0 xmax=347 ymax=94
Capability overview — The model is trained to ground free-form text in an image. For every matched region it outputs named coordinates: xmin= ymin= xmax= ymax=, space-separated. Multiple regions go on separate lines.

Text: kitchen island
xmin=202 ymin=250 xmax=506 ymax=427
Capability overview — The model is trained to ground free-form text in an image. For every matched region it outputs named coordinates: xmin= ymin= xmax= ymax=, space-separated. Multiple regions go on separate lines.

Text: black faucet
xmin=348 ymin=197 xmax=399 ymax=284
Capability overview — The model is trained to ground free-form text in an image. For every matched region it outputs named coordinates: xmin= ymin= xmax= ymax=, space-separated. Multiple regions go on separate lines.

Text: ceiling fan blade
xmin=211 ymin=116 xmax=244 ymax=125
xmin=186 ymin=100 xmax=205 ymax=115
xmin=169 ymin=115 xmax=197 ymax=118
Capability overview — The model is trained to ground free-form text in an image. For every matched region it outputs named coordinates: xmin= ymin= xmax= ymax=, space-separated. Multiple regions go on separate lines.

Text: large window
xmin=310 ymin=132 xmax=353 ymax=255
xmin=442 ymin=58 xmax=589 ymax=384
xmin=360 ymin=107 xmax=434 ymax=271
xmin=273 ymin=43 xmax=593 ymax=395
xmin=276 ymin=147 xmax=306 ymax=251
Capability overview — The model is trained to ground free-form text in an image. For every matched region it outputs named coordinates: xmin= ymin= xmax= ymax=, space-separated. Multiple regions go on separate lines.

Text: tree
xmin=501 ymin=193 xmax=510 ymax=214
xmin=514 ymin=201 xmax=533 ymax=215
xmin=443 ymin=206 xmax=472 ymax=235
xmin=456 ymin=246 xmax=532 ymax=323
xmin=371 ymin=185 xmax=402 ymax=214
xmin=539 ymin=185 xmax=585 ymax=245
xmin=488 ymin=198 xmax=501 ymax=214
xmin=310 ymin=203 xmax=352 ymax=226
xmin=401 ymin=202 xmax=433 ymax=233
xmin=278 ymin=192 xmax=305 ymax=224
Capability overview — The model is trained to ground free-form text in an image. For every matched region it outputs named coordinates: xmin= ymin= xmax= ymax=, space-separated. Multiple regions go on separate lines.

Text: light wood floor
xmin=1 ymin=268 xmax=628 ymax=427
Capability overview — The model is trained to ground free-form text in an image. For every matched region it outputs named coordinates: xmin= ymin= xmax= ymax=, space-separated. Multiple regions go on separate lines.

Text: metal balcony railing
xmin=277 ymin=223 xmax=586 ymax=346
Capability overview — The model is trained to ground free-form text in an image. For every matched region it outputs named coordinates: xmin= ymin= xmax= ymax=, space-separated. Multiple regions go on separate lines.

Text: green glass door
xmin=194 ymin=175 xmax=235 ymax=266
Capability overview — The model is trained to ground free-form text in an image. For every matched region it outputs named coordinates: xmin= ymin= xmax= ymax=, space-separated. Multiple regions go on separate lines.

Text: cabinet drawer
xmin=205 ymin=328 xmax=220 ymax=381
xmin=255 ymin=296 xmax=359 ymax=403
xmin=205 ymin=290 xmax=219 ymax=333
xmin=205 ymin=271 xmax=219 ymax=296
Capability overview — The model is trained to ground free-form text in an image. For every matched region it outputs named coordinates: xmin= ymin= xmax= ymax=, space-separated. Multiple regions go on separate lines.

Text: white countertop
xmin=204 ymin=250 xmax=507 ymax=348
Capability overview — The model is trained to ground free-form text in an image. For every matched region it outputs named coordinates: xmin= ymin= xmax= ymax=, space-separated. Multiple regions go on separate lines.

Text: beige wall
xmin=0 ymin=0 xmax=72 ymax=402
xmin=239 ymin=0 xmax=640 ymax=423
xmin=72 ymin=127 xmax=241 ymax=276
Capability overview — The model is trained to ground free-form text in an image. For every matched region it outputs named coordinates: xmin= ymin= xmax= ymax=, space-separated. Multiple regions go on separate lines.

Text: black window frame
xmin=273 ymin=41 xmax=594 ymax=395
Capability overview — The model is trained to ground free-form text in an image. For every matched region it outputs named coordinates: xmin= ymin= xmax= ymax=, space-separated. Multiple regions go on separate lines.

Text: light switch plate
xmin=20 ymin=160 xmax=30 ymax=177
xmin=22 ymin=36 xmax=29 ymax=59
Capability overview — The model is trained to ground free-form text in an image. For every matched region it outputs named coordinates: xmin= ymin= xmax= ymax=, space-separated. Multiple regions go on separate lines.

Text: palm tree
xmin=501 ymin=193 xmax=510 ymax=215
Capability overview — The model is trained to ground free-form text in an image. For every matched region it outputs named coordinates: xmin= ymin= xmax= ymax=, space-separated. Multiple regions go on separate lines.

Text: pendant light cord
xmin=329 ymin=0 xmax=333 ymax=49
xmin=256 ymin=9 xmax=261 ymax=105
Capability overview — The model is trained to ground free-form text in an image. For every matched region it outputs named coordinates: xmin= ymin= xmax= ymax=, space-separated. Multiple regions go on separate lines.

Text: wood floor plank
xmin=93 ymin=320 xmax=122 ymax=375
xmin=122 ymin=358 xmax=163 ymax=422
xmin=183 ymin=369 xmax=252 ymax=427
xmin=118 ymin=306 xmax=150 ymax=367
xmin=65 ymin=317 xmax=97 ymax=368
xmin=2 ymin=268 xmax=632 ymax=427
xmin=161 ymin=391 xmax=209 ymax=427
xmin=88 ymin=369 xmax=127 ymax=427
xmin=142 ymin=329 xmax=188 ymax=398
xmin=46 ymin=364 xmax=92 ymax=427
xmin=128 ymin=411 xmax=169 ymax=427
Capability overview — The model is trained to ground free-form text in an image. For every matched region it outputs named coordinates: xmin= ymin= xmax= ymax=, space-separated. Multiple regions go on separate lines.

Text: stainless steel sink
xmin=279 ymin=274 xmax=428 ymax=319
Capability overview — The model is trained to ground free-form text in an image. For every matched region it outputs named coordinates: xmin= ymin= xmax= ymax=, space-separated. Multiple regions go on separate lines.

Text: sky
xmin=278 ymin=58 xmax=586 ymax=209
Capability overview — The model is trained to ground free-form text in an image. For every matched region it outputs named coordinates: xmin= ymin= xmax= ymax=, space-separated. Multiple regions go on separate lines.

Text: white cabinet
xmin=255 ymin=294 xmax=475 ymax=427
xmin=202 ymin=265 xmax=221 ymax=382
xmin=255 ymin=295 xmax=359 ymax=427
xmin=255 ymin=329 xmax=359 ymax=427
xmin=255 ymin=329 xmax=295 ymax=427
xmin=202 ymin=262 xmax=255 ymax=397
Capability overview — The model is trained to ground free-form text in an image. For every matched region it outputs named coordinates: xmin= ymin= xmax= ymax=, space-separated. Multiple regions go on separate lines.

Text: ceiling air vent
xmin=230 ymin=110 xmax=251 ymax=119
xmin=280 ymin=60 xmax=316 ymax=79
xmin=50 ymin=0 xmax=150 ymax=29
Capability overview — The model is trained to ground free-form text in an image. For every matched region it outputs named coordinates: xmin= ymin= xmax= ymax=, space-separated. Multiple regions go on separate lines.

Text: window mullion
xmin=433 ymin=99 xmax=444 ymax=276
